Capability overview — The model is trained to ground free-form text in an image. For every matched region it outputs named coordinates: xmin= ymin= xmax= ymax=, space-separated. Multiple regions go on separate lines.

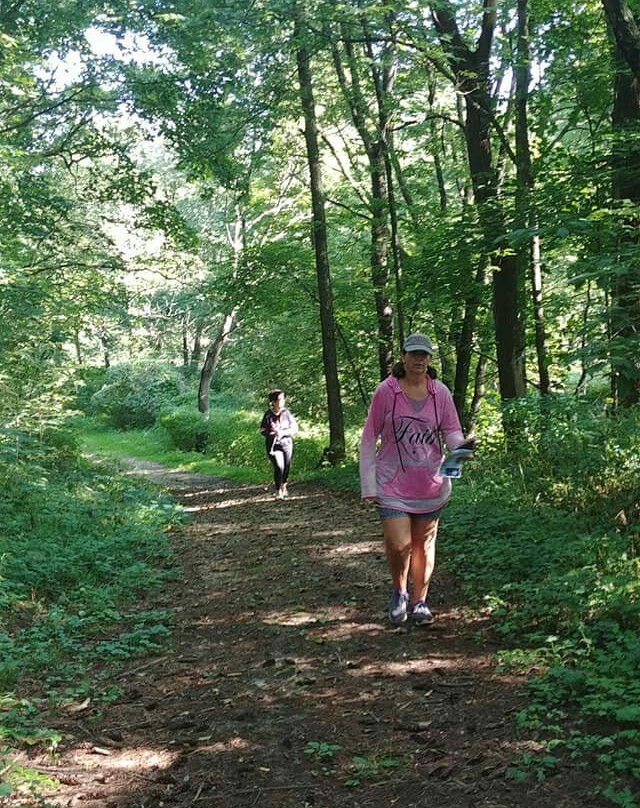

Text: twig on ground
xmin=235 ymin=785 xmax=314 ymax=794
xmin=116 ymin=656 xmax=168 ymax=679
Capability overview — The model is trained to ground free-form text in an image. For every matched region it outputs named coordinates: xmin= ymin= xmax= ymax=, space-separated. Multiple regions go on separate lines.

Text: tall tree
xmin=515 ymin=0 xmax=550 ymax=395
xmin=330 ymin=12 xmax=396 ymax=379
xmin=601 ymin=0 xmax=640 ymax=405
xmin=294 ymin=5 xmax=345 ymax=460
xmin=430 ymin=0 xmax=527 ymax=401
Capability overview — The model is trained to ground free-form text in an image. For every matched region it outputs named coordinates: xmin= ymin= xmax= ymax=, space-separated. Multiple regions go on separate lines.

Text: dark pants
xmin=268 ymin=441 xmax=293 ymax=490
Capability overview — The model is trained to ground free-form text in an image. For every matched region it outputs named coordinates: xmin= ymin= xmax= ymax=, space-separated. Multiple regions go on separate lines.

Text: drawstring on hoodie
xmin=392 ymin=391 xmax=405 ymax=472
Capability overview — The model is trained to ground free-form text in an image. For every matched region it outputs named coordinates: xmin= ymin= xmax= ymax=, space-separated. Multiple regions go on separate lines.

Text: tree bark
xmin=602 ymin=0 xmax=640 ymax=79
xmin=197 ymin=309 xmax=238 ymax=417
xmin=469 ymin=353 xmax=489 ymax=432
xmin=295 ymin=9 xmax=346 ymax=460
xmin=333 ymin=26 xmax=395 ymax=379
xmin=515 ymin=0 xmax=550 ymax=395
xmin=431 ymin=0 xmax=527 ymax=401
xmin=191 ymin=325 xmax=203 ymax=368
xmin=602 ymin=0 xmax=640 ymax=405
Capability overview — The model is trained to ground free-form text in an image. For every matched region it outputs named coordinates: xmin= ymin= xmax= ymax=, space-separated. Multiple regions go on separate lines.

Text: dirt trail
xmin=22 ymin=463 xmax=600 ymax=808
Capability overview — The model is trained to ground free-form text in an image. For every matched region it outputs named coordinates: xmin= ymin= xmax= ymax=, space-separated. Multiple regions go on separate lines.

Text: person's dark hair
xmin=268 ymin=389 xmax=284 ymax=403
xmin=392 ymin=362 xmax=437 ymax=380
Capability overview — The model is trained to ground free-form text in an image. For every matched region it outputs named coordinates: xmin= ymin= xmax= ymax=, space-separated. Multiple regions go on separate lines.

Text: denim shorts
xmin=377 ymin=505 xmax=443 ymax=521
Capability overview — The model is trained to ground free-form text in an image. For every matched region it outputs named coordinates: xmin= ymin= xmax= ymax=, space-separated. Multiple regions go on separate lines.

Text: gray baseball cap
xmin=403 ymin=333 xmax=435 ymax=354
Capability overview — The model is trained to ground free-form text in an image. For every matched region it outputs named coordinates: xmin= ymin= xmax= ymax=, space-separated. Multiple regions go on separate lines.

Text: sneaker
xmin=411 ymin=600 xmax=434 ymax=625
xmin=281 ymin=483 xmax=288 ymax=498
xmin=389 ymin=589 xmax=409 ymax=624
xmin=275 ymin=488 xmax=284 ymax=500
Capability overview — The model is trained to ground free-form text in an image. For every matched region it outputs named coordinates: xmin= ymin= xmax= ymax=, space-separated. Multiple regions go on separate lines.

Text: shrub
xmin=67 ymin=366 xmax=109 ymax=416
xmin=202 ymin=404 xmax=325 ymax=474
xmin=205 ymin=407 xmax=265 ymax=468
xmin=90 ymin=362 xmax=186 ymax=429
xmin=159 ymin=407 xmax=209 ymax=452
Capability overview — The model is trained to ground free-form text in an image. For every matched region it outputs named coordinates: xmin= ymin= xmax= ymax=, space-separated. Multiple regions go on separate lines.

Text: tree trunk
xmin=602 ymin=0 xmax=640 ymax=405
xmin=74 ymin=330 xmax=83 ymax=365
xmin=602 ymin=0 xmax=640 ymax=80
xmin=384 ymin=137 xmax=406 ymax=349
xmin=468 ymin=353 xmax=489 ymax=432
xmin=431 ymin=0 xmax=527 ymax=401
xmin=295 ymin=10 xmax=345 ymax=460
xmin=333 ymin=27 xmax=395 ymax=379
xmin=191 ymin=325 xmax=203 ymax=368
xmin=515 ymin=0 xmax=550 ymax=395
xmin=182 ymin=319 xmax=189 ymax=367
xmin=197 ymin=309 xmax=238 ymax=417
xmin=452 ymin=262 xmax=485 ymax=420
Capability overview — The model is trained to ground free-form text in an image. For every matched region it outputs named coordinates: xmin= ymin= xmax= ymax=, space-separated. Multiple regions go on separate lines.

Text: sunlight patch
xmin=313 ymin=540 xmax=380 ymax=557
xmin=182 ymin=488 xmax=229 ymax=498
xmin=310 ymin=621 xmax=386 ymax=639
xmin=348 ymin=657 xmax=461 ymax=678
xmin=310 ymin=528 xmax=355 ymax=539
xmin=190 ymin=736 xmax=253 ymax=753
xmin=72 ymin=746 xmax=178 ymax=770
xmin=263 ymin=605 xmax=352 ymax=627
xmin=213 ymin=496 xmax=267 ymax=509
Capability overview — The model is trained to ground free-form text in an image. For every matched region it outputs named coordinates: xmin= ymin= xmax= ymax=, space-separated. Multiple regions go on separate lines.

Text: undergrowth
xmin=444 ymin=396 xmax=640 ymax=805
xmin=0 ymin=424 xmax=182 ymax=802
xmin=72 ymin=393 xmax=640 ymax=806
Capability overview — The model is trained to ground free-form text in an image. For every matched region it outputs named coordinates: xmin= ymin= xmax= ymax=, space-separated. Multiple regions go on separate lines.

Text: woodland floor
xmin=13 ymin=461 xmax=606 ymax=808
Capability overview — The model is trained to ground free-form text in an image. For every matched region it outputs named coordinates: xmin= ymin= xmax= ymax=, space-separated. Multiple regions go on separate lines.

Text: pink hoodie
xmin=359 ymin=374 xmax=465 ymax=513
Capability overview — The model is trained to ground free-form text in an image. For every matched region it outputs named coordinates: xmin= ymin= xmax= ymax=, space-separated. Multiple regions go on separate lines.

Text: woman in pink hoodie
xmin=359 ymin=334 xmax=474 ymax=626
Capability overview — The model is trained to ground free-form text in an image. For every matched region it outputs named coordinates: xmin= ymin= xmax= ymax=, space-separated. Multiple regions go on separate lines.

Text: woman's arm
xmin=359 ymin=385 xmax=387 ymax=498
xmin=280 ymin=410 xmax=299 ymax=438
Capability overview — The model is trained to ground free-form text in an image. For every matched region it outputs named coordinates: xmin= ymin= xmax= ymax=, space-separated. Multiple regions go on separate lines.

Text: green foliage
xmin=198 ymin=397 xmax=326 ymax=475
xmin=158 ymin=406 xmax=210 ymax=452
xmin=345 ymin=753 xmax=401 ymax=787
xmin=90 ymin=362 xmax=187 ymax=428
xmin=0 ymin=421 xmax=181 ymax=795
xmin=69 ymin=366 xmax=109 ymax=415
xmin=0 ymin=742 xmax=59 ymax=804
xmin=444 ymin=395 xmax=640 ymax=798
xmin=304 ymin=740 xmax=342 ymax=760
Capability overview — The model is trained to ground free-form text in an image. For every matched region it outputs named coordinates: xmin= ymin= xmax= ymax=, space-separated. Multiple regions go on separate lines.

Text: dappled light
xmin=262 ymin=605 xmax=357 ymax=628
xmin=5 ymin=462 xmax=615 ymax=808
xmin=4 ymin=0 xmax=640 ymax=803
xmin=348 ymin=656 xmax=467 ymax=679
xmin=70 ymin=745 xmax=178 ymax=771
xmin=314 ymin=539 xmax=382 ymax=557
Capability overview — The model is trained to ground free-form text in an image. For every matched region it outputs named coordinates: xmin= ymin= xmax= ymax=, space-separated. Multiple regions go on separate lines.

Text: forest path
xmin=28 ymin=461 xmax=599 ymax=808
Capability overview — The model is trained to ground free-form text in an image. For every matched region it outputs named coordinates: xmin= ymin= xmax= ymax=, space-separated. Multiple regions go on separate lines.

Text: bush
xmin=159 ymin=407 xmax=209 ymax=452
xmin=205 ymin=407 xmax=265 ymax=468
xmin=90 ymin=362 xmax=186 ymax=429
xmin=202 ymin=403 xmax=325 ymax=474
xmin=442 ymin=396 xmax=640 ymax=798
xmin=68 ymin=366 xmax=109 ymax=416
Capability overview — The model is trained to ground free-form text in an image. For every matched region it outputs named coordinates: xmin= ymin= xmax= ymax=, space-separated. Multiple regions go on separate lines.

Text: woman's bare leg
xmin=382 ymin=516 xmax=412 ymax=592
xmin=409 ymin=517 xmax=439 ymax=604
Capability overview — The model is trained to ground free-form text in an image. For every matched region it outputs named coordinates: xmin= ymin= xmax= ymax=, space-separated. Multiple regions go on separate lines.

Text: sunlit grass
xmin=79 ymin=421 xmax=266 ymax=484
xmin=76 ymin=418 xmax=361 ymax=491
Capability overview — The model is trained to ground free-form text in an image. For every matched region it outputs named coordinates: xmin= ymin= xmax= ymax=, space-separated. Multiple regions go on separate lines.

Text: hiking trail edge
xmin=17 ymin=460 xmax=601 ymax=808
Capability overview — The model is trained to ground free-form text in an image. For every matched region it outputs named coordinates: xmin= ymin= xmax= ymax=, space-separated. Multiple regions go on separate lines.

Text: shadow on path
xmin=26 ymin=462 xmax=601 ymax=808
